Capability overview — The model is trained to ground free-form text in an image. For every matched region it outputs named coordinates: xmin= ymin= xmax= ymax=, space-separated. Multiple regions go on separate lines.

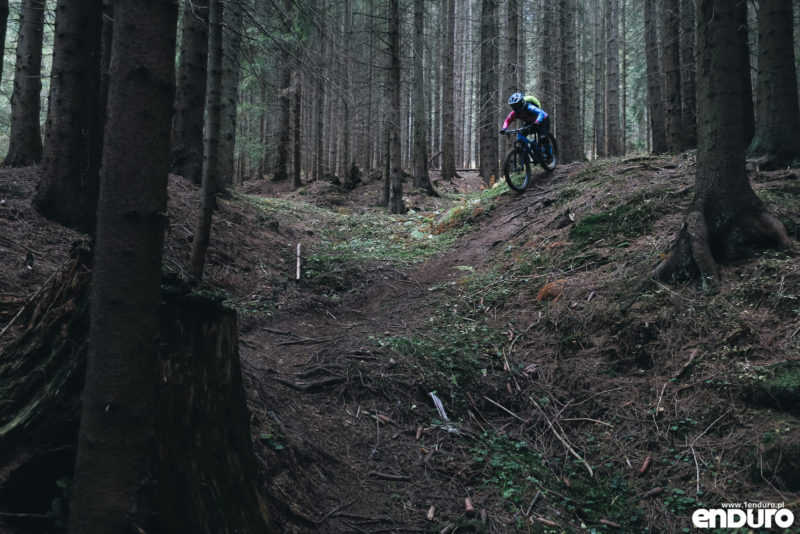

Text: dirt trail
xmin=241 ymin=166 xmax=577 ymax=532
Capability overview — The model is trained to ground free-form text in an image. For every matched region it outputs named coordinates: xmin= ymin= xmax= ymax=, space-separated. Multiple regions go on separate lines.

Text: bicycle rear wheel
xmin=503 ymin=147 xmax=531 ymax=192
xmin=539 ymin=135 xmax=558 ymax=172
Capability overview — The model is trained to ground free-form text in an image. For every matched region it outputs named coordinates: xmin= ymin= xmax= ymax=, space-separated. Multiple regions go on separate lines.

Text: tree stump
xmin=0 ymin=256 xmax=273 ymax=533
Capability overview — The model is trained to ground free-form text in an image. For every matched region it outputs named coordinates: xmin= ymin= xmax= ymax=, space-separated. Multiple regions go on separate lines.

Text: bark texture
xmin=736 ymin=0 xmax=755 ymax=146
xmin=605 ymin=0 xmax=621 ymax=156
xmin=387 ymin=0 xmax=405 ymax=213
xmin=0 ymin=0 xmax=9 ymax=85
xmin=190 ymin=0 xmax=224 ymax=282
xmin=478 ymin=0 xmax=498 ymax=185
xmin=0 ymin=256 xmax=273 ymax=532
xmin=4 ymin=0 xmax=45 ymax=167
xmin=218 ymin=0 xmax=243 ymax=189
xmin=440 ymin=0 xmax=457 ymax=180
xmin=35 ymin=0 xmax=104 ymax=234
xmin=662 ymin=0 xmax=682 ymax=152
xmin=679 ymin=0 xmax=697 ymax=150
xmin=746 ymin=0 xmax=800 ymax=169
xmin=412 ymin=0 xmax=434 ymax=194
xmin=171 ymin=0 xmax=209 ymax=184
xmin=559 ymin=0 xmax=583 ymax=162
xmin=645 ymin=0 xmax=667 ymax=153
xmin=653 ymin=0 xmax=793 ymax=283
xmin=593 ymin=0 xmax=606 ymax=155
xmin=67 ymin=0 xmax=179 ymax=531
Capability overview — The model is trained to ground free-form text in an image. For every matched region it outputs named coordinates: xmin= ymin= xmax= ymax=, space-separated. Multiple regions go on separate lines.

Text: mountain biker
xmin=499 ymin=92 xmax=551 ymax=149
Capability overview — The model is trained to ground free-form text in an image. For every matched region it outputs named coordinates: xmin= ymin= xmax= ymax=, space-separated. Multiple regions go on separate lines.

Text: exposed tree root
xmin=653 ymin=206 xmax=794 ymax=283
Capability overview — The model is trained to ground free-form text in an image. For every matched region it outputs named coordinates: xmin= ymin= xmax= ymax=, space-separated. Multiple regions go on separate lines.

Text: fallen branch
xmin=276 ymin=337 xmax=325 ymax=346
xmin=530 ymin=397 xmax=594 ymax=477
xmin=640 ymin=487 xmax=663 ymax=499
xmin=535 ymin=516 xmax=558 ymax=527
xmin=563 ymin=417 xmax=613 ymax=427
xmin=525 ymin=490 xmax=540 ymax=516
xmin=314 ymin=497 xmax=359 ymax=524
xmin=483 ymin=396 xmax=526 ymax=422
xmin=273 ymin=375 xmax=345 ymax=392
xmin=368 ymin=471 xmax=410 ymax=481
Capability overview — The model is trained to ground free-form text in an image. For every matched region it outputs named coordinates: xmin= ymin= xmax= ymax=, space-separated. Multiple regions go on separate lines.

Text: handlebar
xmin=502 ymin=126 xmax=535 ymax=136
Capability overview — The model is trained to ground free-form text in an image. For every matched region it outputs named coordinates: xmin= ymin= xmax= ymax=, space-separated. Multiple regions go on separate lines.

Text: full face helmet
xmin=508 ymin=92 xmax=524 ymax=111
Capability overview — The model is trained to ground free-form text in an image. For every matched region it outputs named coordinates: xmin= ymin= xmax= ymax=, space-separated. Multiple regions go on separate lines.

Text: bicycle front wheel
xmin=503 ymin=147 xmax=531 ymax=192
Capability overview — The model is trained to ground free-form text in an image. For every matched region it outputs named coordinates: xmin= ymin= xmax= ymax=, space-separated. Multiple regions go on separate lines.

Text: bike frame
xmin=511 ymin=131 xmax=544 ymax=164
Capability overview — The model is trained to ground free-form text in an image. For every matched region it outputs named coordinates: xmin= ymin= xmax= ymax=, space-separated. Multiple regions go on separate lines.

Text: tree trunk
xmin=652 ymin=0 xmax=793 ymax=284
xmin=539 ymin=2 xmax=558 ymax=128
xmin=67 ymin=0 xmax=179 ymax=530
xmin=746 ymin=0 xmax=800 ymax=169
xmin=387 ymin=0 xmax=405 ymax=213
xmin=502 ymin=0 xmax=519 ymax=157
xmin=0 ymin=255 xmax=273 ymax=532
xmin=341 ymin=0 xmax=352 ymax=178
xmin=4 ymin=0 xmax=45 ymax=167
xmin=412 ymin=0 xmax=434 ymax=194
xmin=0 ymin=0 xmax=10 ymax=85
xmin=606 ymin=0 xmax=622 ymax=156
xmin=478 ymin=0 xmax=498 ymax=185
xmin=315 ymin=78 xmax=324 ymax=181
xmin=593 ymin=0 xmax=606 ymax=156
xmin=100 ymin=0 xmax=114 ymax=112
xmin=662 ymin=0 xmax=682 ymax=152
xmin=34 ymin=0 xmax=104 ymax=235
xmin=273 ymin=62 xmax=292 ymax=180
xmin=440 ymin=0 xmax=457 ymax=180
xmin=171 ymin=0 xmax=209 ymax=184
xmin=559 ymin=0 xmax=583 ymax=162
xmin=737 ymin=0 xmax=755 ymax=146
xmin=292 ymin=73 xmax=303 ymax=189
xmin=379 ymin=109 xmax=390 ymax=207
xmin=218 ymin=0 xmax=243 ymax=190
xmin=190 ymin=0 xmax=223 ymax=282
xmin=506 ymin=0 xmax=519 ymax=94
xmin=645 ymin=0 xmax=668 ymax=153
xmin=680 ymin=0 xmax=697 ymax=150
xmin=621 ymin=0 xmax=627 ymax=151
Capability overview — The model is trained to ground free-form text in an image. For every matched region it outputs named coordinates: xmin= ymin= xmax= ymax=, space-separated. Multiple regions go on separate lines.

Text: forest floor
xmin=2 ymin=154 xmax=800 ymax=533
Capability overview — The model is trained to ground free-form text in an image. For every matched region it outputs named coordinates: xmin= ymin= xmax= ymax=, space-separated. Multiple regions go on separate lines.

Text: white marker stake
xmin=296 ymin=243 xmax=301 ymax=280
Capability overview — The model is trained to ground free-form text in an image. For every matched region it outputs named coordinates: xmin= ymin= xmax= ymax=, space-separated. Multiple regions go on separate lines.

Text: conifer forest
xmin=0 ymin=0 xmax=800 ymax=533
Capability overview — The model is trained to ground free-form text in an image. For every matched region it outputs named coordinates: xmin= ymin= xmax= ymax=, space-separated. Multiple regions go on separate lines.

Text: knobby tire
xmin=539 ymin=135 xmax=558 ymax=172
xmin=503 ymin=147 xmax=531 ymax=192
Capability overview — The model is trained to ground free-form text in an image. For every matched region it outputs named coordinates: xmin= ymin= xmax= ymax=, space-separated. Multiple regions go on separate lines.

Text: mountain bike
xmin=502 ymin=126 xmax=559 ymax=192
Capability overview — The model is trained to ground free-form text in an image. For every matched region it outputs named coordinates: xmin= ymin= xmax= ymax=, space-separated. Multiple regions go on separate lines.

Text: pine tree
xmin=34 ymin=0 xmax=104 ymax=234
xmin=68 ymin=0 xmax=180 ymax=530
xmin=440 ymin=0 xmax=457 ymax=180
xmin=606 ymin=0 xmax=622 ymax=155
xmin=662 ymin=0 xmax=682 ymax=152
xmin=387 ymin=0 xmax=405 ymax=213
xmin=4 ymin=0 xmax=46 ymax=167
xmin=653 ymin=0 xmax=792 ymax=283
xmin=171 ymin=0 xmax=209 ymax=183
xmin=478 ymin=0 xmax=498 ymax=185
xmin=746 ymin=0 xmax=800 ymax=168
xmin=645 ymin=0 xmax=668 ymax=153
xmin=412 ymin=0 xmax=434 ymax=194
